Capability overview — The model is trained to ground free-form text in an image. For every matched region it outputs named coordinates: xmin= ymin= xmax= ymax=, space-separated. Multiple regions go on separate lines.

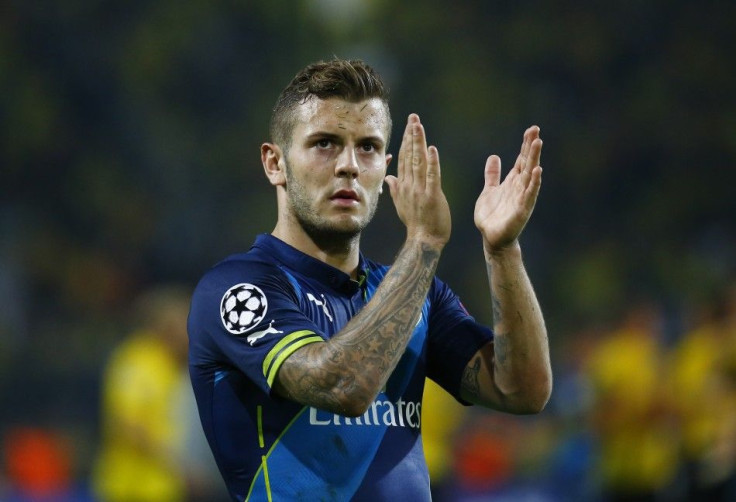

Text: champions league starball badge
xmin=220 ymin=283 xmax=268 ymax=335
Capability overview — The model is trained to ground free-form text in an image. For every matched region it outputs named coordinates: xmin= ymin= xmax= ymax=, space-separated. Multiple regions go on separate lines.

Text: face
xmin=280 ymin=97 xmax=391 ymax=240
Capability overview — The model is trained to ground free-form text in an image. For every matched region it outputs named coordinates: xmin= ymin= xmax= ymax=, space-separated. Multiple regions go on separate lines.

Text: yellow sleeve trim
xmin=262 ymin=330 xmax=324 ymax=386
xmin=265 ymin=335 xmax=323 ymax=387
xmin=262 ymin=330 xmax=316 ymax=376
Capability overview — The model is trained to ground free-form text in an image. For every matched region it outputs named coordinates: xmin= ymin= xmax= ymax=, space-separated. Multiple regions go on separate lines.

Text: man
xmin=94 ymin=286 xmax=193 ymax=501
xmin=188 ymin=58 xmax=552 ymax=501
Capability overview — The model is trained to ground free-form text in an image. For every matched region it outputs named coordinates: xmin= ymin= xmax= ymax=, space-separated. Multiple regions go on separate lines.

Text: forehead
xmin=292 ymin=97 xmax=390 ymax=141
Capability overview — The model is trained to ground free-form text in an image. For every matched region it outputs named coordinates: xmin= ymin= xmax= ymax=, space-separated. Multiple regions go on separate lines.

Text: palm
xmin=474 ymin=127 xmax=543 ymax=250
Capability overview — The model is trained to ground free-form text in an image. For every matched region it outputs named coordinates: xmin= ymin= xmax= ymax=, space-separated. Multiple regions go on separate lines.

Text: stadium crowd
xmin=2 ymin=1 xmax=735 ymax=500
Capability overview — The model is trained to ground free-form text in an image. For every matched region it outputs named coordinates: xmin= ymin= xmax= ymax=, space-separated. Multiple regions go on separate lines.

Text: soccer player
xmin=188 ymin=58 xmax=552 ymax=501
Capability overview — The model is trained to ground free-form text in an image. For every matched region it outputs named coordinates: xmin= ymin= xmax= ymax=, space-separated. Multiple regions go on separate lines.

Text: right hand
xmin=384 ymin=114 xmax=451 ymax=250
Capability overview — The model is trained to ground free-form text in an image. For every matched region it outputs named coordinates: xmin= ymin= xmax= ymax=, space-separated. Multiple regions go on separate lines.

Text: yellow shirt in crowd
xmin=92 ymin=331 xmax=187 ymax=502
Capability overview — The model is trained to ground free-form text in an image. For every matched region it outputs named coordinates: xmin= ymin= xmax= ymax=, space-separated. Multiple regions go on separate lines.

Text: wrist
xmin=406 ymin=232 xmax=447 ymax=253
xmin=483 ymin=239 xmax=522 ymax=262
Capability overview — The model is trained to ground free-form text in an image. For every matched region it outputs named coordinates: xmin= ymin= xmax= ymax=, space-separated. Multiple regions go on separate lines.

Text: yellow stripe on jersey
xmin=261 ymin=455 xmax=272 ymax=502
xmin=244 ymin=406 xmax=308 ymax=502
xmin=257 ymin=405 xmax=264 ymax=449
xmin=262 ymin=330 xmax=323 ymax=387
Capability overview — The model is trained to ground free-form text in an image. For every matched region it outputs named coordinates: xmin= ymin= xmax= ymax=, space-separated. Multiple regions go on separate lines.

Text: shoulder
xmin=189 ymin=251 xmax=300 ymax=337
xmin=194 ymin=251 xmax=294 ymax=301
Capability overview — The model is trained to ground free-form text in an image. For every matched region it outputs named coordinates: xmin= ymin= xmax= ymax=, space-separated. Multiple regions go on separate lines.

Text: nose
xmin=335 ymin=147 xmax=359 ymax=178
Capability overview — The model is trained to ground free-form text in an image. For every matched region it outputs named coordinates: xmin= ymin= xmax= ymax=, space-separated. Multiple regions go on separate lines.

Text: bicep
xmin=272 ymin=336 xmax=376 ymax=417
xmin=271 ymin=341 xmax=339 ymax=406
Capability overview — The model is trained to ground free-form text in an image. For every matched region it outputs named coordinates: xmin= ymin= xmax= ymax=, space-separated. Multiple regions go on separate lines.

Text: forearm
xmin=484 ymin=240 xmax=551 ymax=412
xmin=274 ymin=239 xmax=441 ymax=415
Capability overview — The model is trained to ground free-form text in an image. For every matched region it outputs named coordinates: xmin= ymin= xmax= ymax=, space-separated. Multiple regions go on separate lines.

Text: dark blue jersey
xmin=188 ymin=234 xmax=493 ymax=501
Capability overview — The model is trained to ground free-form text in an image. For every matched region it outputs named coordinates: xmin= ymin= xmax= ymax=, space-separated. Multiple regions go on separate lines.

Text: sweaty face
xmin=282 ymin=97 xmax=391 ymax=241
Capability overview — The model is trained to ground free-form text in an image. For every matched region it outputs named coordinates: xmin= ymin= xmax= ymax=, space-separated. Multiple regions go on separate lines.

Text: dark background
xmin=2 ymin=0 xmax=735 ymax=499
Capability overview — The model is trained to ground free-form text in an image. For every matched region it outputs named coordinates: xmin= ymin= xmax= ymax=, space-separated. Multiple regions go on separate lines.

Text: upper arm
xmin=459 ymin=341 xmax=505 ymax=409
xmin=460 ymin=338 xmax=551 ymax=414
xmin=271 ymin=340 xmax=365 ymax=414
xmin=426 ymin=278 xmax=549 ymax=414
xmin=188 ymin=262 xmax=325 ymax=396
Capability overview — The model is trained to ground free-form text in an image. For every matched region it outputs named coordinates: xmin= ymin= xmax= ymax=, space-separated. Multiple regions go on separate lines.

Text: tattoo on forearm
xmin=491 ymin=292 xmax=502 ymax=324
xmin=494 ymin=336 xmax=508 ymax=365
xmin=277 ymin=242 xmax=440 ymax=412
xmin=461 ymin=356 xmax=481 ymax=399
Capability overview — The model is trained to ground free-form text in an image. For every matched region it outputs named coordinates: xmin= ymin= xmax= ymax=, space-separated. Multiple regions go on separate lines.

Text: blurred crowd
xmin=422 ymin=285 xmax=736 ymax=501
xmin=2 ymin=283 xmax=735 ymax=501
xmin=2 ymin=0 xmax=735 ymax=501
xmin=1 ymin=285 xmax=229 ymax=502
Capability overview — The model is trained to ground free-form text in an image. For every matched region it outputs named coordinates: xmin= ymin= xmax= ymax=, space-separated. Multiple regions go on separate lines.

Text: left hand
xmin=474 ymin=126 xmax=543 ymax=254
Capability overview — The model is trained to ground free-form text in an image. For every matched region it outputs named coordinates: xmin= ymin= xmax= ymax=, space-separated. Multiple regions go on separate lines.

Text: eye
xmin=359 ymin=143 xmax=376 ymax=153
xmin=316 ymin=139 xmax=332 ymax=149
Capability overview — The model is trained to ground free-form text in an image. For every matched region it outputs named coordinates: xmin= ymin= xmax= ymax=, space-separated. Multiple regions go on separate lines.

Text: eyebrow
xmin=305 ymin=132 xmax=385 ymax=147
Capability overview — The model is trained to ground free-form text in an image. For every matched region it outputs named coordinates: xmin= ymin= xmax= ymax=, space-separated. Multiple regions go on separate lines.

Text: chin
xmin=301 ymin=218 xmax=366 ymax=243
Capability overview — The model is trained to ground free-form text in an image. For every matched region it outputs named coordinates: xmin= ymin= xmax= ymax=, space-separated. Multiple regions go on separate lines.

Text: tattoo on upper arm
xmin=461 ymin=356 xmax=481 ymax=399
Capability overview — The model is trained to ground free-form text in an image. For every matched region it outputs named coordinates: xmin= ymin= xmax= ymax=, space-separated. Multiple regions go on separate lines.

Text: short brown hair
xmin=269 ymin=58 xmax=391 ymax=149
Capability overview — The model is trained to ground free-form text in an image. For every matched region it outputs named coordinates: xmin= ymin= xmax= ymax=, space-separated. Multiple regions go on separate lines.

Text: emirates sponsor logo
xmin=309 ymin=397 xmax=421 ymax=429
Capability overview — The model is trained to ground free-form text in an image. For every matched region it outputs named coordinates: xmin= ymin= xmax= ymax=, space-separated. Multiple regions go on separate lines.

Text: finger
xmin=523 ymin=166 xmax=543 ymax=211
xmin=514 ymin=125 xmax=539 ymax=173
xmin=512 ymin=128 xmax=530 ymax=173
xmin=397 ymin=115 xmax=415 ymax=183
xmin=518 ymin=138 xmax=543 ymax=191
xmin=426 ymin=145 xmax=441 ymax=190
xmin=522 ymin=126 xmax=539 ymax=156
xmin=518 ymin=156 xmax=533 ymax=189
xmin=526 ymin=137 xmax=543 ymax=173
xmin=411 ymin=117 xmax=428 ymax=189
xmin=484 ymin=155 xmax=501 ymax=188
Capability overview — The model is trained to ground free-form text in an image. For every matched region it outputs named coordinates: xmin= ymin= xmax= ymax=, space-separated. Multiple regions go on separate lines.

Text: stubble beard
xmin=284 ymin=161 xmax=379 ymax=251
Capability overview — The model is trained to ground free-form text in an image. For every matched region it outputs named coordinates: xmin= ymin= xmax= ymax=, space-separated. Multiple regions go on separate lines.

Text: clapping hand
xmin=474 ymin=126 xmax=543 ymax=254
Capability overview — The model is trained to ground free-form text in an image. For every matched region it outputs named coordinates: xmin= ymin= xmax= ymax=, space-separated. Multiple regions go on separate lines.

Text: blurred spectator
xmin=421 ymin=378 xmax=470 ymax=501
xmin=545 ymin=327 xmax=600 ymax=500
xmin=2 ymin=426 xmax=78 ymax=501
xmin=450 ymin=414 xmax=517 ymax=499
xmin=2 ymin=2 xmax=735 ymax=500
xmin=670 ymin=287 xmax=736 ymax=500
xmin=91 ymin=285 xmax=223 ymax=501
xmin=585 ymin=301 xmax=680 ymax=501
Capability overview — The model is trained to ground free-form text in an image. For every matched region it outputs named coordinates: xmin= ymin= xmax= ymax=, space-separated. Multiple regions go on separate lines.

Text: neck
xmin=272 ymin=222 xmax=361 ymax=279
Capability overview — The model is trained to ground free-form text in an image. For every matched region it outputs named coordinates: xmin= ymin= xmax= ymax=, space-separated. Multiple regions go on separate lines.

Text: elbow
xmin=506 ymin=372 xmax=553 ymax=415
xmin=331 ymin=392 xmax=375 ymax=418
xmin=514 ymin=388 xmax=551 ymax=415
xmin=327 ymin=375 xmax=379 ymax=417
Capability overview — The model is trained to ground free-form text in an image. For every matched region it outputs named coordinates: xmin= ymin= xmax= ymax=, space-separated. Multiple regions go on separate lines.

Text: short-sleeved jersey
xmin=188 ymin=234 xmax=493 ymax=501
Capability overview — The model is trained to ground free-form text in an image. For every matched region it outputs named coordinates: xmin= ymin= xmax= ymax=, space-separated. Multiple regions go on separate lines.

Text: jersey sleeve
xmin=426 ymin=277 xmax=494 ymax=402
xmin=188 ymin=259 xmax=325 ymax=395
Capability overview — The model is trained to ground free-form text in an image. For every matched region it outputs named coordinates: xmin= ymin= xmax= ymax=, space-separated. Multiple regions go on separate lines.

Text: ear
xmin=380 ymin=154 xmax=392 ymax=194
xmin=261 ymin=142 xmax=287 ymax=186
xmin=385 ymin=153 xmax=393 ymax=170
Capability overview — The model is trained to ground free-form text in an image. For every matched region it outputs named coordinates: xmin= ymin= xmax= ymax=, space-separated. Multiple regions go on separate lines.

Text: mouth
xmin=329 ymin=189 xmax=360 ymax=204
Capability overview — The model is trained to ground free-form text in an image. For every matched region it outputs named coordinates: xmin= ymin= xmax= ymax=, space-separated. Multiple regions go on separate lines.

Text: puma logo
xmin=307 ymin=293 xmax=334 ymax=322
xmin=246 ymin=320 xmax=282 ymax=346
